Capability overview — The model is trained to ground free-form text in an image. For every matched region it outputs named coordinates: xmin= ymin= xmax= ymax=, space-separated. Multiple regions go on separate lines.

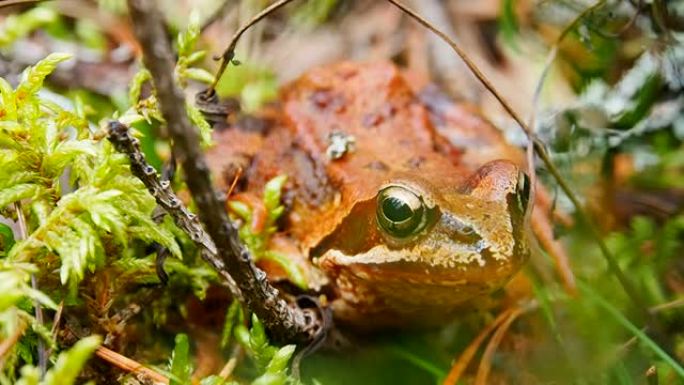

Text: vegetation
xmin=0 ymin=0 xmax=683 ymax=384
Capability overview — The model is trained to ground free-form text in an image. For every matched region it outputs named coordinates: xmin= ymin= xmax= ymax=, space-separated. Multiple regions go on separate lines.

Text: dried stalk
xmin=125 ymin=0 xmax=318 ymax=343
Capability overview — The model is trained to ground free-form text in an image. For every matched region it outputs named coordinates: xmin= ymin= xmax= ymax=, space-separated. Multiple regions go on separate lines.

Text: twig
xmin=0 ymin=0 xmax=52 ymax=8
xmin=94 ymin=345 xmax=169 ymax=385
xmin=382 ymin=0 xmax=652 ymax=325
xmin=125 ymin=0 xmax=318 ymax=344
xmin=107 ymin=121 xmax=241 ymax=299
xmin=44 ymin=301 xmax=64 ymax=360
xmin=650 ymin=298 xmax=684 ymax=313
xmin=209 ymin=0 xmax=297 ymax=91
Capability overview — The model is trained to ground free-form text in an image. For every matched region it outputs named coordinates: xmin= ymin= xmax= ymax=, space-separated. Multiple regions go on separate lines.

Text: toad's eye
xmin=376 ymin=185 xmax=428 ymax=237
xmin=515 ymin=171 xmax=531 ymax=214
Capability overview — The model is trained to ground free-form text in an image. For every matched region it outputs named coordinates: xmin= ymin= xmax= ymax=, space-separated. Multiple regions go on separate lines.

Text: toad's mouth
xmin=316 ymin=245 xmax=523 ymax=289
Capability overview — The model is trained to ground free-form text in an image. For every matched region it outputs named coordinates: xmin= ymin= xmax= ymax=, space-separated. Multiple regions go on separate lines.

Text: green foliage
xmin=250 ymin=345 xmax=297 ymax=385
xmin=215 ymin=63 xmax=278 ymax=113
xmin=0 ymin=54 xmax=181 ymax=284
xmin=292 ymin=0 xmax=339 ymax=27
xmin=578 ymin=282 xmax=684 ymax=378
xmin=234 ymin=314 xmax=298 ymax=384
xmin=0 ymin=223 xmax=15 ymax=256
xmin=169 ymin=334 xmax=193 ymax=385
xmin=9 ymin=335 xmax=101 ymax=385
xmin=221 ymin=299 xmax=244 ymax=349
xmin=0 ymin=262 xmax=56 ymax=315
xmin=0 ymin=7 xmax=58 ymax=48
xmin=0 ymin=260 xmax=97 ymax=385
xmin=498 ymin=0 xmax=519 ymax=50
xmin=39 ymin=336 xmax=101 ymax=385
xmin=176 ymin=11 xmax=214 ymax=87
xmin=124 ymin=11 xmax=213 ymax=146
xmin=235 ymin=314 xmax=279 ymax=370
xmin=168 ymin=315 xmax=297 ymax=385
xmin=228 ymin=175 xmax=307 ymax=289
xmin=605 ymin=215 xmax=684 ymax=310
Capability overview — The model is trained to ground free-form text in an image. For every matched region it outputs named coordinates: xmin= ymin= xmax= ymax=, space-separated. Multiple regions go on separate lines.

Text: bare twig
xmin=94 ymin=346 xmax=169 ymax=385
xmin=125 ymin=0 xmax=318 ymax=344
xmin=0 ymin=0 xmax=52 ymax=8
xmin=209 ymin=0 xmax=297 ymax=91
xmin=107 ymin=121 xmax=241 ymax=298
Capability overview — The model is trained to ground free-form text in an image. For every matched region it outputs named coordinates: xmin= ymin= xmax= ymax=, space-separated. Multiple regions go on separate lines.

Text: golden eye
xmin=376 ymin=185 xmax=427 ymax=237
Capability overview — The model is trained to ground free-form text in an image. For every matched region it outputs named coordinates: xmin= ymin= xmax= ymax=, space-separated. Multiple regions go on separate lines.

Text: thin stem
xmin=0 ymin=0 xmax=52 ymax=7
xmin=95 ymin=346 xmax=169 ymax=384
xmin=383 ymin=0 xmax=651 ymax=324
xmin=107 ymin=121 xmax=241 ymax=299
xmin=209 ymin=0 xmax=297 ymax=91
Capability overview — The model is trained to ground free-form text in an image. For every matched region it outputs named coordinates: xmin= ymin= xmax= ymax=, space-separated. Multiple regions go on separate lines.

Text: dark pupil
xmin=382 ymin=197 xmax=413 ymax=222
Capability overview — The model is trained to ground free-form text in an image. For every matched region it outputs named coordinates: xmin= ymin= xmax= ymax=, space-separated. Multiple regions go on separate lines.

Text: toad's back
xmin=207 ymin=62 xmax=531 ymax=328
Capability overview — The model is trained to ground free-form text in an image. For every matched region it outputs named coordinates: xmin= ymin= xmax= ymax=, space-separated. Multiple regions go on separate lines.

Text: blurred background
xmin=2 ymin=0 xmax=684 ymax=384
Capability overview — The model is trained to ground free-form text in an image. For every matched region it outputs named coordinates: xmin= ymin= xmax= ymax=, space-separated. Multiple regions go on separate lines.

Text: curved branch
xmin=125 ymin=0 xmax=318 ymax=344
xmin=382 ymin=0 xmax=651 ymax=322
xmin=209 ymin=0 xmax=297 ymax=91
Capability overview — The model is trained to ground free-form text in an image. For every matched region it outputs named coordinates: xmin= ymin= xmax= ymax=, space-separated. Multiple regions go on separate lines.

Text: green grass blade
xmin=578 ymin=281 xmax=684 ymax=378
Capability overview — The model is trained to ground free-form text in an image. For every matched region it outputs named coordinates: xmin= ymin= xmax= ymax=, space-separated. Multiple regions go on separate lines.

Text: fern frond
xmin=39 ymin=335 xmax=101 ymax=385
xmin=0 ymin=77 xmax=17 ymax=121
xmin=15 ymin=53 xmax=72 ymax=102
xmin=129 ymin=69 xmax=151 ymax=104
xmin=0 ymin=184 xmax=41 ymax=210
xmin=177 ymin=11 xmax=200 ymax=59
xmin=42 ymin=140 xmax=98 ymax=179
xmin=186 ymin=102 xmax=212 ymax=147
xmin=0 ymin=7 xmax=58 ymax=48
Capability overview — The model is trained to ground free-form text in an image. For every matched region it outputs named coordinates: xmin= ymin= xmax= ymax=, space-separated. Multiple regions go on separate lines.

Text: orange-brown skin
xmin=208 ymin=62 xmax=535 ymax=329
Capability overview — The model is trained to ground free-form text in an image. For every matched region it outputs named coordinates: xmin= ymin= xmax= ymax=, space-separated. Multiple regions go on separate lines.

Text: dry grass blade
xmin=579 ymin=282 xmax=684 ymax=378
xmin=442 ymin=308 xmax=517 ymax=385
xmin=0 ymin=322 xmax=27 ymax=366
xmin=474 ymin=307 xmax=526 ymax=385
xmin=95 ymin=346 xmax=169 ymax=384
